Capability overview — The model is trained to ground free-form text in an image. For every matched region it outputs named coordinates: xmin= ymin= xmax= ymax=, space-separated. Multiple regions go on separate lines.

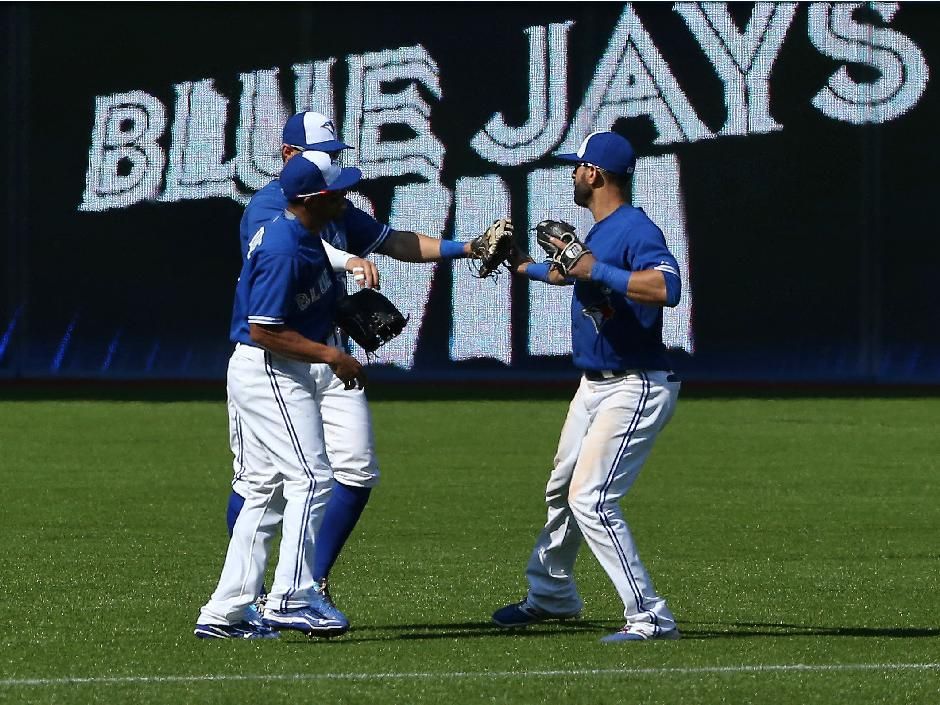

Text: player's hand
xmin=345 ymin=257 xmax=380 ymax=290
xmin=329 ymin=351 xmax=368 ymax=390
xmin=545 ymin=267 xmax=571 ymax=286
xmin=547 ymin=235 xmax=595 ymax=280
xmin=508 ymin=244 xmax=534 ymax=276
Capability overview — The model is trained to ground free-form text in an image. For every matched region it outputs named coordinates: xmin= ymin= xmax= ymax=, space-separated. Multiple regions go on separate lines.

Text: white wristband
xmin=322 ymin=239 xmax=355 ymax=273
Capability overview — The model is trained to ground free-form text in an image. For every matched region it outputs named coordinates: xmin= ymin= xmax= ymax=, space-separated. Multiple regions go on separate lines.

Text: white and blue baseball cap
xmin=282 ymin=111 xmax=352 ymax=152
xmin=280 ymin=151 xmax=362 ymax=200
xmin=556 ymin=131 xmax=636 ymax=175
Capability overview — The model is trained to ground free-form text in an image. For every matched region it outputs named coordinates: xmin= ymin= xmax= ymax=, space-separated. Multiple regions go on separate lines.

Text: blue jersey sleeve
xmin=341 ymin=202 xmax=391 ymax=257
xmin=246 ymin=252 xmax=297 ymax=326
xmin=625 ymin=217 xmax=681 ymax=307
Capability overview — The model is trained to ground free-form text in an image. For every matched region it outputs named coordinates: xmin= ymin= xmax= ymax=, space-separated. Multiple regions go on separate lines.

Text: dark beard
xmin=573 ymin=181 xmax=591 ymax=207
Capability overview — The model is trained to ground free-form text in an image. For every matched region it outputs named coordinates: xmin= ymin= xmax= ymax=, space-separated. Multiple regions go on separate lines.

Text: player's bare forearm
xmin=624 ymin=269 xmax=669 ymax=305
xmin=249 ymin=323 xmax=366 ymax=388
xmin=568 ymin=256 xmax=670 ymax=305
xmin=249 ymin=323 xmax=342 ymax=365
xmin=599 ymin=267 xmax=668 ymax=305
xmin=378 ymin=230 xmax=470 ymax=263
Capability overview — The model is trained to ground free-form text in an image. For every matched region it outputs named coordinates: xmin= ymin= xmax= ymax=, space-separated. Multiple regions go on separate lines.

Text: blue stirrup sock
xmin=227 ymin=489 xmax=269 ymax=599
xmin=313 ymin=482 xmax=373 ymax=582
xmin=226 ymin=490 xmax=246 ymax=538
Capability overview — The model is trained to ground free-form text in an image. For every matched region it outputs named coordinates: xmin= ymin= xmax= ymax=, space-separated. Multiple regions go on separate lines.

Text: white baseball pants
xmin=230 ymin=357 xmax=379 ymax=492
xmin=198 ymin=344 xmax=334 ymax=625
xmin=524 ymin=371 xmax=680 ymax=631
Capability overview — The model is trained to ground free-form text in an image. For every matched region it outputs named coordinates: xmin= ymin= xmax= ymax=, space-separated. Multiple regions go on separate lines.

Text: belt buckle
xmin=600 ymin=370 xmax=617 ymax=379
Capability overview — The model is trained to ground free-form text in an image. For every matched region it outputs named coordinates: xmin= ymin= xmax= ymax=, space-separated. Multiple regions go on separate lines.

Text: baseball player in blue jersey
xmin=227 ymin=111 xmax=480 ymax=629
xmin=196 ymin=151 xmax=367 ymax=639
xmin=493 ymin=131 xmax=683 ymax=643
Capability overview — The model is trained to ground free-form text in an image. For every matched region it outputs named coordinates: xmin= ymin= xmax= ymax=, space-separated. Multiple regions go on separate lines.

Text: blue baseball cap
xmin=556 ymin=131 xmax=636 ymax=175
xmin=280 ymin=151 xmax=362 ymax=200
xmin=282 ymin=111 xmax=352 ymax=152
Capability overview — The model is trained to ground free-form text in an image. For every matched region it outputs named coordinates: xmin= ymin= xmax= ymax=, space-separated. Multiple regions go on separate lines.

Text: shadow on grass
xmin=294 ymin=620 xmax=619 ymax=644
xmin=291 ymin=620 xmax=940 ymax=645
xmin=678 ymin=622 xmax=940 ymax=640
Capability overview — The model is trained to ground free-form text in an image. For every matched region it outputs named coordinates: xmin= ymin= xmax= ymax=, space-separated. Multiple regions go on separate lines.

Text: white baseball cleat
xmin=600 ymin=624 xmax=681 ymax=643
xmin=262 ymin=606 xmax=348 ymax=637
xmin=193 ymin=621 xmax=279 ymax=640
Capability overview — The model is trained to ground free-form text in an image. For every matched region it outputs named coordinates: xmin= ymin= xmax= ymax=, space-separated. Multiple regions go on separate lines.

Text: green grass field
xmin=1 ymin=392 xmax=938 ymax=704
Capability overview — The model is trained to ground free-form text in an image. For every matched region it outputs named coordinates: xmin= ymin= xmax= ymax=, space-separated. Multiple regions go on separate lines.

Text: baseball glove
xmin=468 ymin=217 xmax=514 ymax=278
xmin=534 ymin=220 xmax=592 ymax=276
xmin=334 ymin=289 xmax=408 ymax=353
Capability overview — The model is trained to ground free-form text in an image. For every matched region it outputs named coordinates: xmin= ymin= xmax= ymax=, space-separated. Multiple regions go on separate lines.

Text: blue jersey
xmin=230 ymin=212 xmax=337 ymax=346
xmin=239 ymin=180 xmax=391 ymax=263
xmin=571 ymin=205 xmax=681 ymax=372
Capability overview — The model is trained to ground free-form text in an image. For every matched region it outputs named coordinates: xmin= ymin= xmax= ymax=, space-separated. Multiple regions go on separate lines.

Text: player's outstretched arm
xmin=508 ymin=244 xmax=569 ymax=286
xmin=249 ymin=323 xmax=366 ymax=389
xmin=376 ymin=230 xmax=470 ymax=263
xmin=541 ymin=234 xmax=679 ymax=306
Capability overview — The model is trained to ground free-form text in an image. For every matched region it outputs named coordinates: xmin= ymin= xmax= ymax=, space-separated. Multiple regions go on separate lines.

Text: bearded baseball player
xmin=227 ymin=111 xmax=503 ymax=630
xmin=493 ymin=130 xmax=683 ymax=643
xmin=196 ymin=151 xmax=366 ymax=639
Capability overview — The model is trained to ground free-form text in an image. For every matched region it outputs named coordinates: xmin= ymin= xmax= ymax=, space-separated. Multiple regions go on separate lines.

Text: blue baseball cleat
xmin=600 ymin=625 xmax=681 ymax=643
xmin=262 ymin=606 xmax=348 ymax=637
xmin=194 ymin=621 xmax=280 ymax=640
xmin=492 ymin=598 xmax=581 ymax=628
xmin=312 ymin=578 xmax=350 ymax=630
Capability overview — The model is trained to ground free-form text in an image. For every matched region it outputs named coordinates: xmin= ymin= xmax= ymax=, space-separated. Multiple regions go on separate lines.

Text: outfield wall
xmin=1 ymin=3 xmax=937 ymax=383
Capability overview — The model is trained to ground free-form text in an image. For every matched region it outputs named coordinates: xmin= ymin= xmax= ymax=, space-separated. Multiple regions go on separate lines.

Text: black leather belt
xmin=584 ymin=369 xmax=637 ymax=381
xmin=583 ymin=369 xmax=681 ymax=383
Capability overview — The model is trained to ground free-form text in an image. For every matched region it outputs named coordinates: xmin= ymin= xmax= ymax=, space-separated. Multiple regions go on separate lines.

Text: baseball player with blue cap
xmin=195 ymin=152 xmax=367 ymax=640
xmin=225 ymin=111 xmax=494 ymax=632
xmin=494 ymin=130 xmax=683 ymax=643
xmin=282 ymin=111 xmax=352 ymax=153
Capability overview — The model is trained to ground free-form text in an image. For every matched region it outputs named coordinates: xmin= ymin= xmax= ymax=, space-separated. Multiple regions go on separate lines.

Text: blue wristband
xmin=439 ymin=239 xmax=466 ymax=259
xmin=591 ymin=261 xmax=631 ymax=294
xmin=526 ymin=262 xmax=552 ymax=282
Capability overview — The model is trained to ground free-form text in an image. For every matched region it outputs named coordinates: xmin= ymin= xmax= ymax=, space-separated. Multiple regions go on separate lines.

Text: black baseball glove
xmin=334 ymin=289 xmax=408 ymax=353
xmin=534 ymin=219 xmax=591 ymax=276
xmin=468 ymin=217 xmax=514 ymax=278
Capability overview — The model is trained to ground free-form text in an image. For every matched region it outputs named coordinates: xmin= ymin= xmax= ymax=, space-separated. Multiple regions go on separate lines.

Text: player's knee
xmin=567 ymin=487 xmax=601 ymax=521
xmin=281 ymin=475 xmax=319 ymax=498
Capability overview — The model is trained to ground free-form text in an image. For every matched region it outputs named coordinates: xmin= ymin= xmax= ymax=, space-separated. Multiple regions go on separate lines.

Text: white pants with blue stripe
xmin=198 ymin=344 xmax=334 ymax=626
xmin=525 ymin=370 xmax=680 ymax=631
xmin=229 ymin=341 xmax=379 ymax=491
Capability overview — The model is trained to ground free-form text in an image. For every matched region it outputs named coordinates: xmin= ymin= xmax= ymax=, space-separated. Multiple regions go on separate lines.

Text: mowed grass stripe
xmin=3 ymin=662 xmax=938 ymax=687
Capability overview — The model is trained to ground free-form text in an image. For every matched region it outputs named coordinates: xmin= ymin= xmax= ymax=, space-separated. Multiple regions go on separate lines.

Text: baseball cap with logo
xmin=555 ymin=131 xmax=636 ymax=175
xmin=280 ymin=151 xmax=362 ymax=200
xmin=282 ymin=111 xmax=353 ymax=152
